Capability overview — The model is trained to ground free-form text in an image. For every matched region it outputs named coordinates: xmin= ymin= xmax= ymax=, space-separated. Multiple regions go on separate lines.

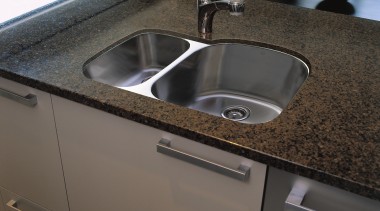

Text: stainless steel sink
xmin=151 ymin=44 xmax=309 ymax=124
xmin=84 ymin=33 xmax=190 ymax=87
xmin=84 ymin=32 xmax=309 ymax=124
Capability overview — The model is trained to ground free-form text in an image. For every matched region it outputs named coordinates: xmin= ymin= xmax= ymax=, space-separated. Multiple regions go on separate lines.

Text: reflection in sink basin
xmin=84 ymin=33 xmax=190 ymax=87
xmin=152 ymin=44 xmax=309 ymax=124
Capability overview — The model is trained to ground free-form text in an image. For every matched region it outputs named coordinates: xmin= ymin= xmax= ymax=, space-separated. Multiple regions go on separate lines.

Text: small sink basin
xmin=151 ymin=44 xmax=309 ymax=124
xmin=84 ymin=33 xmax=190 ymax=87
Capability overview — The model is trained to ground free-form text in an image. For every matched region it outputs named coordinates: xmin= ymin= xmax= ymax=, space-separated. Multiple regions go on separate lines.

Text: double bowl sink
xmin=84 ymin=32 xmax=309 ymax=124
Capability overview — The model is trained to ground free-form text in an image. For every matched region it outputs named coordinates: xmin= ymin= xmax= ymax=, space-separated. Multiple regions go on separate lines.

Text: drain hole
xmin=221 ymin=106 xmax=250 ymax=121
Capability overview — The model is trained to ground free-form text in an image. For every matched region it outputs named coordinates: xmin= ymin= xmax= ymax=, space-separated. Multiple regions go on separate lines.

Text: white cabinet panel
xmin=0 ymin=190 xmax=4 ymax=211
xmin=52 ymin=95 xmax=267 ymax=211
xmin=263 ymin=167 xmax=380 ymax=211
xmin=0 ymin=77 xmax=69 ymax=211
xmin=0 ymin=187 xmax=48 ymax=211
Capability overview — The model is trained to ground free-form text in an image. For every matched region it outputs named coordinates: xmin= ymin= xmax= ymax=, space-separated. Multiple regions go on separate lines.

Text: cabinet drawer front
xmin=0 ymin=87 xmax=37 ymax=107
xmin=263 ymin=167 xmax=380 ymax=211
xmin=0 ymin=187 xmax=48 ymax=211
xmin=153 ymin=135 xmax=267 ymax=211
xmin=0 ymin=189 xmax=5 ymax=211
xmin=0 ymin=77 xmax=69 ymax=211
xmin=52 ymin=95 xmax=267 ymax=211
xmin=156 ymin=139 xmax=251 ymax=181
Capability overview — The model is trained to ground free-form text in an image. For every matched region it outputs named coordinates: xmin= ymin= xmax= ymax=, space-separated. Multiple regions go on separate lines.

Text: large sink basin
xmin=84 ymin=32 xmax=309 ymax=124
xmin=84 ymin=33 xmax=190 ymax=87
xmin=152 ymin=44 xmax=309 ymax=124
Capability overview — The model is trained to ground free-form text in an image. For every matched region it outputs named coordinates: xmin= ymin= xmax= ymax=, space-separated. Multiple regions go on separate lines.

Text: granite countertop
xmin=0 ymin=0 xmax=379 ymax=200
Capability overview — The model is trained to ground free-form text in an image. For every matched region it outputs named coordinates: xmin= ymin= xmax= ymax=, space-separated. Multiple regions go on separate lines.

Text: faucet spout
xmin=198 ymin=0 xmax=245 ymax=39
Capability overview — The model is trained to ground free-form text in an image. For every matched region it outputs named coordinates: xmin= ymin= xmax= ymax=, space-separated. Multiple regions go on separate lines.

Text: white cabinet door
xmin=0 ymin=190 xmax=4 ymax=211
xmin=0 ymin=77 xmax=69 ymax=211
xmin=52 ymin=95 xmax=267 ymax=211
xmin=263 ymin=167 xmax=380 ymax=211
xmin=0 ymin=186 xmax=48 ymax=211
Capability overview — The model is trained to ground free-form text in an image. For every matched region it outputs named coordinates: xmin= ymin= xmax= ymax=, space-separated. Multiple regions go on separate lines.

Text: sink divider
xmin=119 ymin=39 xmax=209 ymax=99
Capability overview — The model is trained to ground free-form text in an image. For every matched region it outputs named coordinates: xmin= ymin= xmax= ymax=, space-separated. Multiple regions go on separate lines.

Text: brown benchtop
xmin=0 ymin=0 xmax=378 ymax=200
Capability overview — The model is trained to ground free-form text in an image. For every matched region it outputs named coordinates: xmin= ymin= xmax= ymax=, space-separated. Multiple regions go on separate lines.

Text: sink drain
xmin=221 ymin=106 xmax=250 ymax=121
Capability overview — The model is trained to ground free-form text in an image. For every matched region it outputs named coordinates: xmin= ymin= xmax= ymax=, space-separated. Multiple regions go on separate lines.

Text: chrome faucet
xmin=198 ymin=0 xmax=245 ymax=39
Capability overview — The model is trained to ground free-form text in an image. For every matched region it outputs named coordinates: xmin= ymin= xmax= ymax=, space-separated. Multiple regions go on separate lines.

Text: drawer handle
xmin=157 ymin=139 xmax=250 ymax=181
xmin=6 ymin=200 xmax=22 ymax=211
xmin=285 ymin=186 xmax=316 ymax=211
xmin=0 ymin=87 xmax=37 ymax=107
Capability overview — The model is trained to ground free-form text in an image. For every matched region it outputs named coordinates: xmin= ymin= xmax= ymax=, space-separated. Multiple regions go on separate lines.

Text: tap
xmin=198 ymin=0 xmax=245 ymax=39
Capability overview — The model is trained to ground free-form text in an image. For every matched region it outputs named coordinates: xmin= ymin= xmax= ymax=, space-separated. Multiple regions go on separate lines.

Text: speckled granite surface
xmin=0 ymin=0 xmax=128 ymax=59
xmin=0 ymin=0 xmax=379 ymax=200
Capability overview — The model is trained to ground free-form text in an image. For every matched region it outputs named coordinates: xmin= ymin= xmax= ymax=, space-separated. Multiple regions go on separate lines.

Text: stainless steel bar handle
xmin=157 ymin=139 xmax=250 ymax=181
xmin=284 ymin=186 xmax=316 ymax=211
xmin=0 ymin=87 xmax=37 ymax=107
xmin=6 ymin=200 xmax=22 ymax=211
